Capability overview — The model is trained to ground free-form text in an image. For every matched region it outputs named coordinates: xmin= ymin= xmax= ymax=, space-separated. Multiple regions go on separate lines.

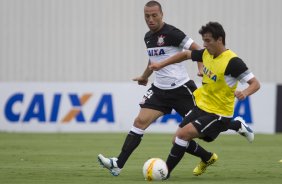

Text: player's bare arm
xmin=189 ymin=42 xmax=203 ymax=77
xmin=149 ymin=50 xmax=192 ymax=71
xmin=234 ymin=77 xmax=260 ymax=100
xmin=133 ymin=60 xmax=153 ymax=86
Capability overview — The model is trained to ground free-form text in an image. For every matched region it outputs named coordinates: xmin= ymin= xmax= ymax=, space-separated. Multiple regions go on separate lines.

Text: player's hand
xmin=132 ymin=76 xmax=149 ymax=86
xmin=234 ymin=90 xmax=246 ymax=100
xmin=149 ymin=63 xmax=162 ymax=71
xmin=197 ymin=71 xmax=203 ymax=77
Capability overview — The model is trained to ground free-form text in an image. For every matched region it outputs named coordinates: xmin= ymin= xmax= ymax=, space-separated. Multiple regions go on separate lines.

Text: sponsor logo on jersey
xmin=147 ymin=48 xmax=165 ymax=56
xmin=203 ymin=66 xmax=217 ymax=81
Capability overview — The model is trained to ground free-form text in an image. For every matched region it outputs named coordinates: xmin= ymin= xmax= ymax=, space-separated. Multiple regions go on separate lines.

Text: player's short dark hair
xmin=199 ymin=22 xmax=226 ymax=45
xmin=145 ymin=1 xmax=163 ymax=14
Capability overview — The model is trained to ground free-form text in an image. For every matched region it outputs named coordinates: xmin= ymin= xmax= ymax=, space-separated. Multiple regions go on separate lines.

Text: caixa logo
xmin=4 ymin=93 xmax=115 ymax=123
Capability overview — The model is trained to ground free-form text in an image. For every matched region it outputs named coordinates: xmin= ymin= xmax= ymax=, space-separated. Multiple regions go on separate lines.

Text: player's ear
xmin=160 ymin=12 xmax=163 ymax=19
xmin=218 ymin=37 xmax=223 ymax=44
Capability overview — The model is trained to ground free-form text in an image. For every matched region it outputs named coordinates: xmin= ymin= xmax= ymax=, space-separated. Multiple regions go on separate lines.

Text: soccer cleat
xmin=235 ymin=116 xmax=254 ymax=143
xmin=193 ymin=153 xmax=218 ymax=176
xmin=98 ymin=154 xmax=121 ymax=176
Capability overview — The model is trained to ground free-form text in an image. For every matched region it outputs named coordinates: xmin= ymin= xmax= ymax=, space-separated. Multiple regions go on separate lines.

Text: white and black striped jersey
xmin=144 ymin=23 xmax=194 ymax=89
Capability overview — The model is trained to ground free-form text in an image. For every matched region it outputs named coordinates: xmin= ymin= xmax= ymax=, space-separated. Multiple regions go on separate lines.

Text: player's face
xmin=144 ymin=5 xmax=163 ymax=32
xmin=202 ymin=33 xmax=222 ymax=57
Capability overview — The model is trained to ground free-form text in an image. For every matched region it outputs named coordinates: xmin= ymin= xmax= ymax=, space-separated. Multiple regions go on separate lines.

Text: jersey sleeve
xmin=168 ymin=27 xmax=189 ymax=48
xmin=225 ymin=57 xmax=254 ymax=83
xmin=191 ymin=49 xmax=204 ymax=62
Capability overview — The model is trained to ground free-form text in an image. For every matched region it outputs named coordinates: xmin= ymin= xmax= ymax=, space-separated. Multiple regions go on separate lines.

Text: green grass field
xmin=0 ymin=133 xmax=282 ymax=184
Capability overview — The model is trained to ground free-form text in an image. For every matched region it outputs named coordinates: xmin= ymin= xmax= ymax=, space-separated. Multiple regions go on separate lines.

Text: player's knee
xmin=176 ymin=124 xmax=198 ymax=141
xmin=133 ymin=116 xmax=149 ymax=129
xmin=176 ymin=130 xmax=189 ymax=141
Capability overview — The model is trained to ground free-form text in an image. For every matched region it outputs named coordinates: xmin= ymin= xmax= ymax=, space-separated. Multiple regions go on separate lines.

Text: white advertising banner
xmin=0 ymin=82 xmax=277 ymax=133
xmin=232 ymin=83 xmax=276 ymax=134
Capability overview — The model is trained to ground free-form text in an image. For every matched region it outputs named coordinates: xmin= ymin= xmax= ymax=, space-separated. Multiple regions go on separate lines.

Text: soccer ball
xmin=142 ymin=158 xmax=168 ymax=181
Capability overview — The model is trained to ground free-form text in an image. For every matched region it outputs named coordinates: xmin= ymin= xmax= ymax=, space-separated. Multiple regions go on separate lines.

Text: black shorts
xmin=139 ymin=80 xmax=197 ymax=117
xmin=179 ymin=106 xmax=231 ymax=142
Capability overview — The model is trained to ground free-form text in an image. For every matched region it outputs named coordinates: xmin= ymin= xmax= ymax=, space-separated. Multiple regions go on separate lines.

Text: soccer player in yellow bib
xmin=149 ymin=21 xmax=260 ymax=178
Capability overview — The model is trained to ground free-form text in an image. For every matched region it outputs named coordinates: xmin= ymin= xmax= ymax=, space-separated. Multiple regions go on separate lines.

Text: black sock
xmin=185 ymin=140 xmax=212 ymax=162
xmin=117 ymin=131 xmax=143 ymax=168
xmin=228 ymin=119 xmax=242 ymax=131
xmin=166 ymin=143 xmax=186 ymax=175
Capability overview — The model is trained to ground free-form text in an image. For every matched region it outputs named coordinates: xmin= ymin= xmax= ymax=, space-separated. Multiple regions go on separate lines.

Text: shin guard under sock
xmin=117 ymin=131 xmax=143 ymax=168
xmin=228 ymin=119 xmax=242 ymax=131
xmin=166 ymin=139 xmax=187 ymax=174
xmin=185 ymin=140 xmax=212 ymax=162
